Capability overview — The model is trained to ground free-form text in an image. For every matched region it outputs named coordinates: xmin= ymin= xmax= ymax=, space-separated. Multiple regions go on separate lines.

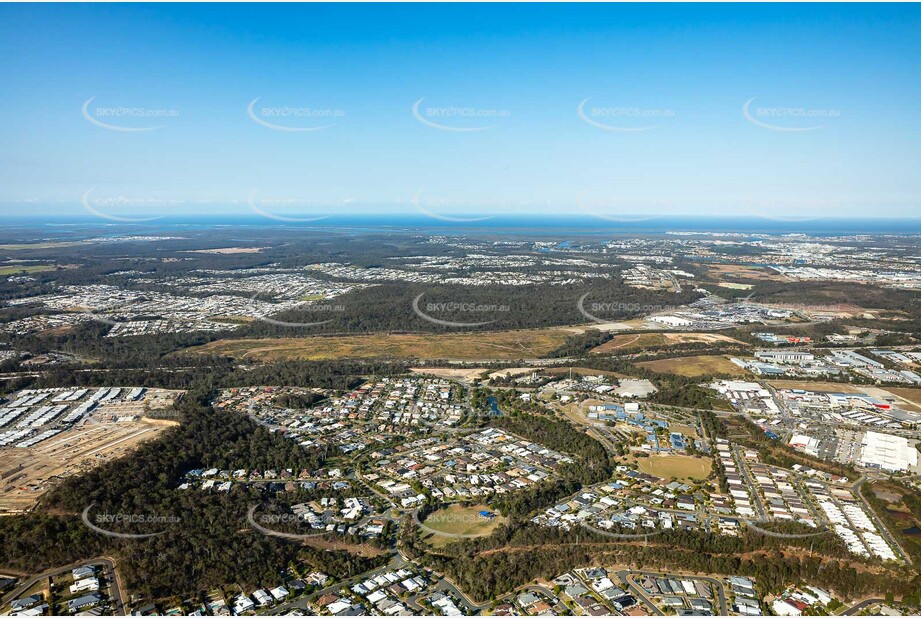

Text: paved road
xmin=429 ymin=571 xmax=491 ymax=613
xmin=851 ymin=475 xmax=913 ymax=565
xmin=840 ymin=597 xmax=887 ymax=615
xmin=266 ymin=551 xmax=488 ymax=616
xmin=353 ymin=468 xmax=398 ymax=508
xmin=619 ymin=569 xmax=729 ymax=616
xmin=616 ymin=570 xmax=664 ymax=616
xmin=732 ymin=444 xmax=767 ymax=520
xmin=0 ymin=556 xmax=125 ymax=615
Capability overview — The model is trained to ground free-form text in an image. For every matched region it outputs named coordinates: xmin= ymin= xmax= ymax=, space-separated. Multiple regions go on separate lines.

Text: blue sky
xmin=1 ymin=3 xmax=919 ymax=220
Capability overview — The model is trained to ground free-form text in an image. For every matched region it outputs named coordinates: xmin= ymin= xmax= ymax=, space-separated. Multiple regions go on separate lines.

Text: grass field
xmin=420 ymin=504 xmax=505 ymax=547
xmin=880 ymin=387 xmax=921 ymax=408
xmin=0 ymin=241 xmax=83 ymax=250
xmin=669 ymin=423 xmax=700 ymax=440
xmin=209 ymin=316 xmax=255 ymax=325
xmin=187 ymin=328 xmax=574 ymax=361
xmin=0 ymin=264 xmax=56 ymax=275
xmin=637 ymin=355 xmax=748 ymax=377
xmin=636 ymin=454 xmax=712 ymax=481
xmin=590 ymin=332 xmax=747 ymax=354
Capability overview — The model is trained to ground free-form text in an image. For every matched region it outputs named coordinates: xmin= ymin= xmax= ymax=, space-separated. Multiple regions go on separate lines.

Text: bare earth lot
xmin=884 ymin=387 xmax=921 ymax=411
xmin=590 ymin=332 xmax=747 ymax=354
xmin=543 ymin=366 xmax=630 ymax=378
xmin=0 ymin=419 xmax=170 ymax=514
xmin=0 ymin=391 xmax=180 ymax=514
xmin=635 ymin=454 xmax=712 ymax=481
xmin=185 ymin=247 xmax=264 ymax=254
xmin=409 ymin=367 xmax=488 ymax=381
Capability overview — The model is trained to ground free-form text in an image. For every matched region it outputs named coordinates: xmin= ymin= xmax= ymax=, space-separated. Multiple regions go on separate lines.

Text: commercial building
xmin=859 ymin=431 xmax=918 ymax=472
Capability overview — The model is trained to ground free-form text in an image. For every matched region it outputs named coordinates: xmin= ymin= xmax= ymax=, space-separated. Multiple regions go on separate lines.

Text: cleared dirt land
xmin=188 ymin=329 xmax=575 ymax=361
xmin=590 ymin=332 xmax=747 ymax=354
xmin=0 ymin=390 xmax=180 ymax=514
xmin=420 ymin=504 xmax=506 ymax=547
xmin=636 ymin=454 xmax=712 ymax=481
xmin=637 ymin=355 xmax=748 ymax=377
xmin=485 ymin=367 xmax=535 ymax=378
xmin=880 ymin=387 xmax=921 ymax=411
xmin=409 ymin=367 xmax=488 ymax=381
xmin=0 ymin=419 xmax=170 ymax=514
xmin=560 ymin=399 xmax=609 ymax=426
xmin=706 ymin=263 xmax=789 ymax=282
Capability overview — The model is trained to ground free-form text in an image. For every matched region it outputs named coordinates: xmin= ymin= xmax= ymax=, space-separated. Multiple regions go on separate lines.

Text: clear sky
xmin=1 ymin=3 xmax=919 ymax=220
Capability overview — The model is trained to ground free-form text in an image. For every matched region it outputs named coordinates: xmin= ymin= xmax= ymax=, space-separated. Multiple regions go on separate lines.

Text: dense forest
xmin=699 ymin=409 xmax=730 ymax=492
xmin=400 ymin=506 xmax=921 ymax=605
xmin=421 ymin=539 xmax=921 ymax=605
xmin=237 ymin=280 xmax=701 ymax=337
xmin=0 ymin=400 xmax=385 ymax=598
xmin=11 ymin=358 xmax=404 ymax=396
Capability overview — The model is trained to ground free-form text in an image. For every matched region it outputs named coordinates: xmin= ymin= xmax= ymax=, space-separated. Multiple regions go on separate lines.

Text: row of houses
xmin=373 ymin=428 xmax=569 ymax=503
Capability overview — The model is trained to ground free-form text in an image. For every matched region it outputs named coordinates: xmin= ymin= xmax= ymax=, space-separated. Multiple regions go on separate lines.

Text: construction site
xmin=0 ymin=387 xmax=181 ymax=514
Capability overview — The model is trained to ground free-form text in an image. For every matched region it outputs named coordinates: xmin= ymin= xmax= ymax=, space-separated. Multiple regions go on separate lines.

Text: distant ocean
xmin=6 ymin=214 xmax=921 ymax=237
